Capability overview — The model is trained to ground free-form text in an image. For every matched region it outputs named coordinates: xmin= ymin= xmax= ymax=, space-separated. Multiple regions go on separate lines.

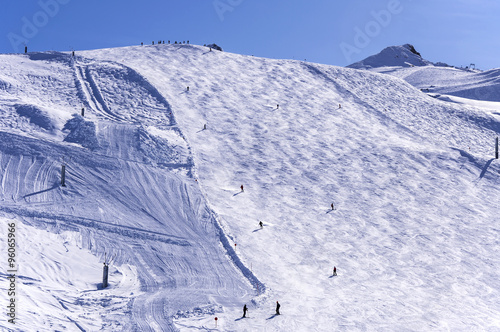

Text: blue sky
xmin=1 ymin=0 xmax=500 ymax=69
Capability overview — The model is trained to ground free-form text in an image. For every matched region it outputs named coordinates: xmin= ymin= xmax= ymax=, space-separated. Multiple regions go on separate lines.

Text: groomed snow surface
xmin=0 ymin=44 xmax=500 ymax=331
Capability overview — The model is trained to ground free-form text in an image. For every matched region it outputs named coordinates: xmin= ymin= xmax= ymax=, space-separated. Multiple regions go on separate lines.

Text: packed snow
xmin=0 ymin=43 xmax=499 ymax=331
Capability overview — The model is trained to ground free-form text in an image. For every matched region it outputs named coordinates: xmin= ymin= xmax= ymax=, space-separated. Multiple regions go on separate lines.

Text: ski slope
xmin=1 ymin=44 xmax=500 ymax=331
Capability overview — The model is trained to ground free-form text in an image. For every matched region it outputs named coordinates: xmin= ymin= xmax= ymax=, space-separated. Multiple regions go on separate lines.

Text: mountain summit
xmin=348 ymin=44 xmax=434 ymax=69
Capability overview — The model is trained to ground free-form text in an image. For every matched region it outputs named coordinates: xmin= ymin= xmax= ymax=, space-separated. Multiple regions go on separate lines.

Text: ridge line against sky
xmin=1 ymin=0 xmax=500 ymax=70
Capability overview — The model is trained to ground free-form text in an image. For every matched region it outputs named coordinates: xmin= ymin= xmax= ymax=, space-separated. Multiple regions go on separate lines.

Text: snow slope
xmin=372 ymin=65 xmax=500 ymax=104
xmin=0 ymin=50 xmax=256 ymax=331
xmin=1 ymin=44 xmax=500 ymax=331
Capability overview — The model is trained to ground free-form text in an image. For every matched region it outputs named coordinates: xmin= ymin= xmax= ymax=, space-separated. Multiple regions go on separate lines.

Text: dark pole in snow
xmin=495 ymin=137 xmax=499 ymax=159
xmin=61 ymin=165 xmax=66 ymax=187
xmin=102 ymin=263 xmax=109 ymax=288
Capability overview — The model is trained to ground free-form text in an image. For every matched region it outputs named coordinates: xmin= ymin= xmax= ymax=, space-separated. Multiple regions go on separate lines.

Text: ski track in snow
xmin=0 ymin=45 xmax=500 ymax=331
xmin=0 ymin=50 xmax=256 ymax=331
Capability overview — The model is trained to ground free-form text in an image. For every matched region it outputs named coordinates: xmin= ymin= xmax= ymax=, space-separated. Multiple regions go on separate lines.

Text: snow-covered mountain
xmin=1 ymin=44 xmax=500 ymax=331
xmin=349 ymin=44 xmax=500 ymax=106
xmin=347 ymin=44 xmax=435 ymax=70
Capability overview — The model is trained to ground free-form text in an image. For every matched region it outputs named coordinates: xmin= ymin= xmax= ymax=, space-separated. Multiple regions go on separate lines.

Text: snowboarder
xmin=331 ymin=203 xmax=334 ymax=210
xmin=240 ymin=185 xmax=244 ymax=192
xmin=203 ymin=124 xmax=207 ymax=130
xmin=243 ymin=304 xmax=248 ymax=318
xmin=333 ymin=266 xmax=337 ymax=276
xmin=277 ymin=104 xmax=279 ymax=109
xmin=259 ymin=221 xmax=263 ymax=229
xmin=339 ymin=104 xmax=342 ymax=109
xmin=275 ymin=301 xmax=280 ymax=315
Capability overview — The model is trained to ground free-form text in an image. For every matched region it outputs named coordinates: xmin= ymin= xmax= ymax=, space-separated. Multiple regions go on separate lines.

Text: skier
xmin=187 ymin=86 xmax=189 ymax=92
xmin=333 ymin=266 xmax=337 ymax=276
xmin=259 ymin=221 xmax=263 ymax=229
xmin=243 ymin=304 xmax=248 ymax=318
xmin=203 ymin=124 xmax=207 ymax=130
xmin=331 ymin=203 xmax=334 ymax=210
xmin=277 ymin=104 xmax=279 ymax=109
xmin=339 ymin=104 xmax=342 ymax=109
xmin=240 ymin=185 xmax=244 ymax=192
xmin=275 ymin=301 xmax=280 ymax=315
